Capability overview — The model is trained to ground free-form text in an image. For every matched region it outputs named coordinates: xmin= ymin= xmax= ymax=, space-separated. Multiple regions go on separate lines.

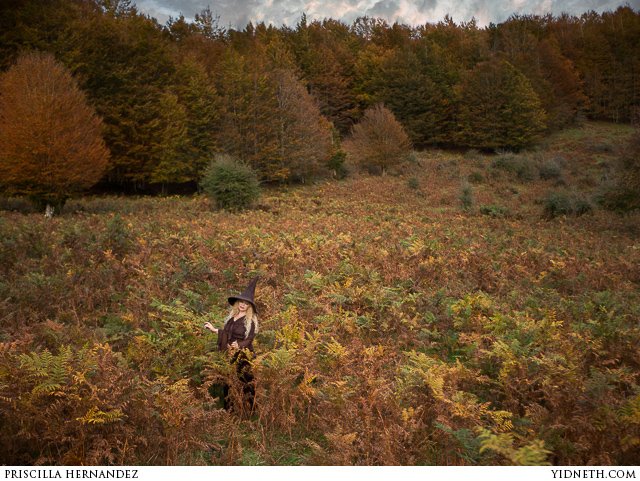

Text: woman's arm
xmin=203 ymin=322 xmax=218 ymax=334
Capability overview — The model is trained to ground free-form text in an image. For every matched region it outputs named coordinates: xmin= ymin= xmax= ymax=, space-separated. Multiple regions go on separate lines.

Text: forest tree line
xmin=0 ymin=0 xmax=639 ymax=190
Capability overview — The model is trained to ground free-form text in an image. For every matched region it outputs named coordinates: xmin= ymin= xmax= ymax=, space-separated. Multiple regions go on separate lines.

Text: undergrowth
xmin=1 ymin=122 xmax=639 ymax=465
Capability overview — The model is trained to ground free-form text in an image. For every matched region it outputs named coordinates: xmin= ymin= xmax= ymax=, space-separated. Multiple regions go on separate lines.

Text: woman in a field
xmin=204 ymin=277 xmax=259 ymax=412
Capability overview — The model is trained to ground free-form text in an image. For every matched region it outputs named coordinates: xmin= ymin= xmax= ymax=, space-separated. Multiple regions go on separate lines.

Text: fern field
xmin=1 ymin=122 xmax=639 ymax=465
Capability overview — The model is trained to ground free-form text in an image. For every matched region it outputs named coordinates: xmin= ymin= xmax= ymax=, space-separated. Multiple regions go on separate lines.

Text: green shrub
xmin=600 ymin=187 xmax=640 ymax=212
xmin=539 ymin=157 xmax=563 ymax=180
xmin=587 ymin=141 xmax=614 ymax=153
xmin=468 ymin=171 xmax=484 ymax=184
xmin=480 ymin=204 xmax=509 ymax=218
xmin=543 ymin=192 xmax=572 ymax=218
xmin=491 ymin=152 xmax=537 ymax=182
xmin=407 ymin=151 xmax=419 ymax=164
xmin=327 ymin=150 xmax=348 ymax=180
xmin=491 ymin=154 xmax=511 ymax=170
xmin=516 ymin=159 xmax=538 ymax=182
xmin=543 ymin=191 xmax=593 ymax=219
xmin=407 ymin=177 xmax=420 ymax=190
xmin=460 ymin=182 xmax=474 ymax=211
xmin=103 ymin=214 xmax=133 ymax=256
xmin=200 ymin=154 xmax=261 ymax=211
xmin=601 ymin=127 xmax=640 ymax=212
xmin=464 ymin=149 xmax=481 ymax=160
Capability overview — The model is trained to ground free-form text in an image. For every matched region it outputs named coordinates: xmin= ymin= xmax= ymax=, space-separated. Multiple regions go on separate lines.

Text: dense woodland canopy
xmin=0 ymin=0 xmax=639 ymax=190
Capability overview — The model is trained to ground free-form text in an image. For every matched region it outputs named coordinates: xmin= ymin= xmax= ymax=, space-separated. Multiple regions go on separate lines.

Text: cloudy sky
xmin=135 ymin=0 xmax=639 ymax=29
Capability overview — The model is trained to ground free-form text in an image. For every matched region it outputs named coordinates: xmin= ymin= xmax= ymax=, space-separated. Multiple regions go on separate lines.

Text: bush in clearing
xmin=343 ymin=104 xmax=412 ymax=175
xmin=480 ymin=204 xmax=509 ymax=218
xmin=491 ymin=152 xmax=533 ymax=181
xmin=538 ymin=157 xmax=564 ymax=180
xmin=468 ymin=171 xmax=484 ymax=184
xmin=601 ymin=126 xmax=640 ymax=212
xmin=460 ymin=182 xmax=474 ymax=211
xmin=199 ymin=154 xmax=260 ymax=211
xmin=543 ymin=191 xmax=593 ymax=219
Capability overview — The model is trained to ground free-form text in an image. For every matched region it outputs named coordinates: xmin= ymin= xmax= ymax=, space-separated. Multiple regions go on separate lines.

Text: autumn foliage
xmin=1 ymin=122 xmax=638 ymax=465
xmin=1 ymin=1 xmax=639 ymax=189
xmin=344 ymin=104 xmax=412 ymax=174
xmin=0 ymin=51 xmax=109 ymax=209
xmin=0 ymin=0 xmax=639 ymax=466
xmin=215 ymin=50 xmax=334 ymax=183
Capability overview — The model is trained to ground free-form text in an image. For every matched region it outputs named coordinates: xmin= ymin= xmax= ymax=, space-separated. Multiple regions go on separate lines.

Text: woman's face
xmin=237 ymin=300 xmax=249 ymax=312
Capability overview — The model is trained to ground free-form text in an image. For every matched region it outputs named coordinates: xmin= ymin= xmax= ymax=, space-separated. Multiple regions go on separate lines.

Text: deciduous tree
xmin=216 ymin=44 xmax=333 ymax=183
xmin=0 ymin=51 xmax=109 ymax=211
xmin=344 ymin=103 xmax=411 ymax=174
xmin=273 ymin=69 xmax=334 ymax=182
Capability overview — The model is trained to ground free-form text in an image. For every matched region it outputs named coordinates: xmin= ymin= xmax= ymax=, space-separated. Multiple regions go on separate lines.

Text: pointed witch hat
xmin=228 ymin=277 xmax=259 ymax=312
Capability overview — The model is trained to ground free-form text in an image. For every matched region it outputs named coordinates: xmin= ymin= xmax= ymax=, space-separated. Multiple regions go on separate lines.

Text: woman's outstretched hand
xmin=203 ymin=322 xmax=218 ymax=334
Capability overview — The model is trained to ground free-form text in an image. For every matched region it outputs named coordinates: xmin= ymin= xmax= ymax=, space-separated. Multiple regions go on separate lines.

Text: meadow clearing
xmin=0 ymin=122 xmax=638 ymax=465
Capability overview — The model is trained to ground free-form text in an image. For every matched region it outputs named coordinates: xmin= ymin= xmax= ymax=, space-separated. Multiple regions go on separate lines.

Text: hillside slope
xmin=0 ymin=122 xmax=638 ymax=465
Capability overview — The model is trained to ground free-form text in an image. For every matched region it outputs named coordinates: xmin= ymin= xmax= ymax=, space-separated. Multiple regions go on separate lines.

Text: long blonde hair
xmin=224 ymin=301 xmax=259 ymax=338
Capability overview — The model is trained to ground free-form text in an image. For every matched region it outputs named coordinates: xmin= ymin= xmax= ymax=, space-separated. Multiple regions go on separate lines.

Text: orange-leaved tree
xmin=343 ymin=103 xmax=412 ymax=175
xmin=0 ymin=51 xmax=109 ymax=212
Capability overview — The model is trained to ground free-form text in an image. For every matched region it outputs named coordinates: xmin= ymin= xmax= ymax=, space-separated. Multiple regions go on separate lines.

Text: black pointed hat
xmin=228 ymin=277 xmax=259 ymax=312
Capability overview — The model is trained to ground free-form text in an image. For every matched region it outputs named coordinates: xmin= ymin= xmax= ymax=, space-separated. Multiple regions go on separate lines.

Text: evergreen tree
xmin=172 ymin=59 xmax=221 ymax=180
xmin=216 ymin=42 xmax=333 ymax=183
xmin=288 ymin=18 xmax=360 ymax=135
xmin=63 ymin=11 xmax=216 ymax=187
xmin=353 ymin=43 xmax=391 ymax=108
xmin=489 ymin=15 xmax=586 ymax=129
xmin=216 ymin=48 xmax=282 ymax=181
xmin=193 ymin=7 xmax=226 ymax=40
xmin=537 ymin=38 xmax=587 ymax=128
xmin=579 ymin=7 xmax=640 ymax=122
xmin=62 ymin=12 xmax=175 ymax=185
xmin=418 ymin=15 xmax=489 ymax=71
xmin=456 ymin=59 xmax=547 ymax=150
xmin=147 ymin=92 xmax=191 ymax=186
xmin=373 ymin=46 xmax=456 ymax=145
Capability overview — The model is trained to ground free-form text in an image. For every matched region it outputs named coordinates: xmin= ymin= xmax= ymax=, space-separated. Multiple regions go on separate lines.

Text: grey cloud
xmin=134 ymin=0 xmax=636 ymax=29
xmin=551 ymin=0 xmax=638 ymax=14
xmin=446 ymin=0 xmax=635 ymax=26
xmin=419 ymin=0 xmax=438 ymax=12
xmin=367 ymin=0 xmax=401 ymax=18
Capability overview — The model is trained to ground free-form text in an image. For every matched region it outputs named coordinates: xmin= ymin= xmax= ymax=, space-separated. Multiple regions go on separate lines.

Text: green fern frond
xmin=76 ymin=406 xmax=125 ymax=425
xmin=477 ymin=428 xmax=551 ymax=465
xmin=262 ymin=348 xmax=295 ymax=370
xmin=618 ymin=394 xmax=640 ymax=424
xmin=18 ymin=346 xmax=74 ymax=396
xmin=511 ymin=440 xmax=551 ymax=466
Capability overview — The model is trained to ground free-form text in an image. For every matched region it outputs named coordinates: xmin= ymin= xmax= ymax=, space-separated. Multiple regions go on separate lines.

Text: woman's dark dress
xmin=217 ymin=315 xmax=256 ymax=352
xmin=217 ymin=315 xmax=256 ymax=410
